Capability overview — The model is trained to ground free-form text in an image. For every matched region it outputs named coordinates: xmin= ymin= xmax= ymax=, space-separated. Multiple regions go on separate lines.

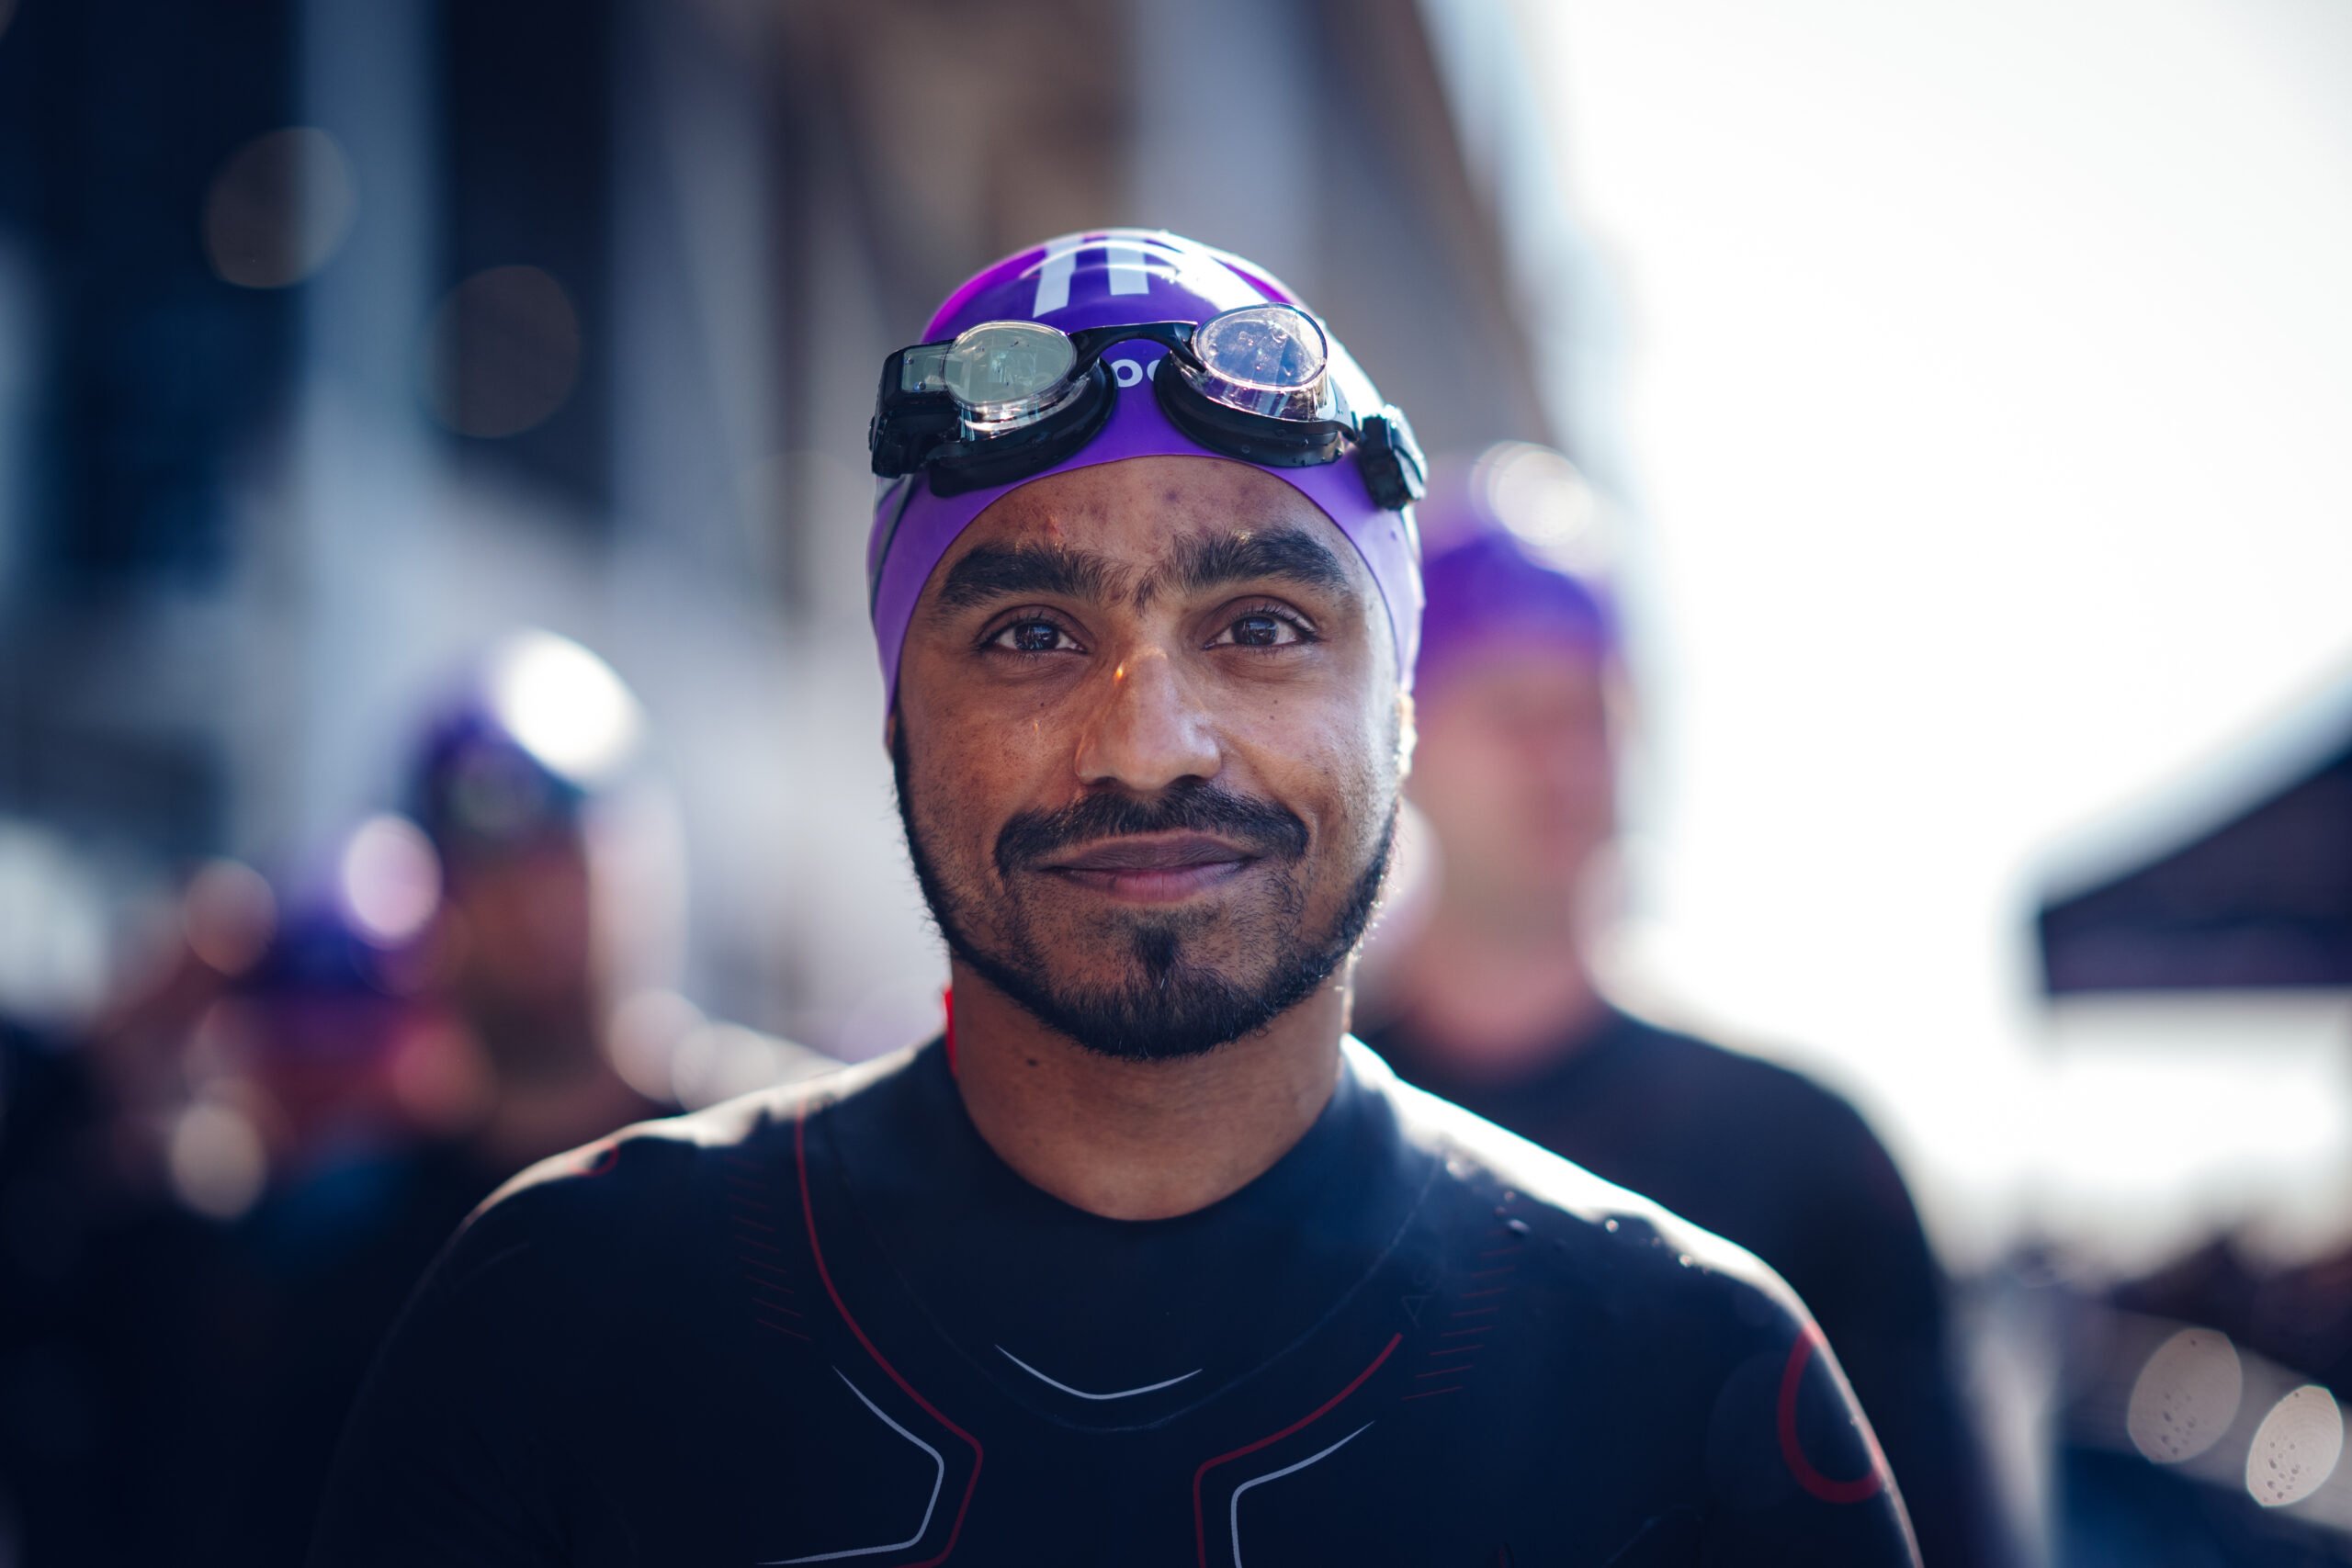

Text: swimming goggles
xmin=867 ymin=303 xmax=1426 ymax=509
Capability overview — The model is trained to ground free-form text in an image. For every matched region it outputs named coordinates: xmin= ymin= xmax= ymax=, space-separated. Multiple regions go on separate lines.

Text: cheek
xmin=910 ymin=742 xmax=993 ymax=869
xmin=1246 ymin=704 xmax=1396 ymax=852
xmin=904 ymin=701 xmax=1070 ymax=875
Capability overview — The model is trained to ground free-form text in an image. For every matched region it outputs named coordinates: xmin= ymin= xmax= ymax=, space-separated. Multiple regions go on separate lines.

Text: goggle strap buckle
xmin=1356 ymin=408 xmax=1427 ymax=510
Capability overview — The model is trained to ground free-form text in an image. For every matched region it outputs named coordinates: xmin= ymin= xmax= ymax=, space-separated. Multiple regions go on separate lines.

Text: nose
xmin=1072 ymin=644 xmax=1222 ymax=794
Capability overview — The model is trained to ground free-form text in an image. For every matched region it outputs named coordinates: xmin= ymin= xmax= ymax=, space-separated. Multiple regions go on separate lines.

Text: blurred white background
xmin=1504 ymin=0 xmax=2352 ymax=1269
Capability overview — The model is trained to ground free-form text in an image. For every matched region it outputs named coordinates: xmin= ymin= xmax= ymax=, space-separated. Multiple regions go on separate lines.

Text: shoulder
xmin=1355 ymin=1039 xmax=1812 ymax=1337
xmin=1613 ymin=1014 xmax=1910 ymax=1195
xmin=1355 ymin=1047 xmax=1909 ymax=1547
xmin=445 ymin=1046 xmax=921 ymax=1291
xmin=1623 ymin=1012 xmax=1871 ymax=1134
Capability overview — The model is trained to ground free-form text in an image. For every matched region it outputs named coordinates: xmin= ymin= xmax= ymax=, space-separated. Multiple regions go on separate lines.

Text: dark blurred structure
xmin=2037 ymin=683 xmax=2352 ymax=1562
xmin=2039 ymin=717 xmax=2352 ymax=995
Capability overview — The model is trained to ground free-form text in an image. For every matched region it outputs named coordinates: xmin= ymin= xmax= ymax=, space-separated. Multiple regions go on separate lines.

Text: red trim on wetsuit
xmin=797 ymin=1109 xmax=984 ymax=1564
xmin=1191 ymin=1333 xmax=1402 ymax=1567
xmin=1776 ymin=1323 xmax=1885 ymax=1505
xmin=942 ymin=986 xmax=956 ymax=1077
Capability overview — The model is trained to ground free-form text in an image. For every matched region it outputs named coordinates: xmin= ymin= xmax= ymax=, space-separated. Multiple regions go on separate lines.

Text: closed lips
xmin=1044 ymin=833 xmax=1255 ymax=873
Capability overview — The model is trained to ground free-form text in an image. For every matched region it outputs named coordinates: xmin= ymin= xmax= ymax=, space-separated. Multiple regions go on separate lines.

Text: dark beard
xmin=892 ymin=727 xmax=1393 ymax=1063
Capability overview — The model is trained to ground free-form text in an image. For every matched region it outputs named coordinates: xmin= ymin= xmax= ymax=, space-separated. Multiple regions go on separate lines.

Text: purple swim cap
xmin=1416 ymin=446 xmax=1616 ymax=692
xmin=867 ymin=230 xmax=1423 ymax=713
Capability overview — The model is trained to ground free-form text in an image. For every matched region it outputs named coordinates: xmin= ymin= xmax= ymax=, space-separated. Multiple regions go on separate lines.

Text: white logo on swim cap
xmin=1030 ymin=237 xmax=1155 ymax=316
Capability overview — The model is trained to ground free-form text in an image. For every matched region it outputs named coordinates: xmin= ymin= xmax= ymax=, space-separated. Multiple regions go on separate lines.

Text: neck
xmin=947 ymin=960 xmax=1349 ymax=1221
xmin=1385 ymin=885 xmax=1607 ymax=1077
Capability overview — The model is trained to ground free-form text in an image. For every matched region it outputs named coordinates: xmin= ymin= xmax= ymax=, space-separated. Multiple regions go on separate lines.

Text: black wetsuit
xmin=311 ymin=1039 xmax=1918 ymax=1566
xmin=1362 ymin=1007 xmax=2011 ymax=1568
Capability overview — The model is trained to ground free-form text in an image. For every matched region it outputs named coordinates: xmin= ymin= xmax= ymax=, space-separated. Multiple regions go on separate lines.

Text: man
xmin=413 ymin=630 xmax=832 ymax=1130
xmin=406 ymin=635 xmax=671 ymax=1161
xmin=311 ymin=231 xmax=1917 ymax=1563
xmin=1359 ymin=473 xmax=2014 ymax=1566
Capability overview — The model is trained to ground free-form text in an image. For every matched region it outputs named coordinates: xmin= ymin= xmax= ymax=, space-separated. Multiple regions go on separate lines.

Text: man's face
xmin=892 ymin=456 xmax=1407 ymax=1062
xmin=438 ymin=829 xmax=607 ymax=1081
xmin=1408 ymin=651 xmax=1618 ymax=910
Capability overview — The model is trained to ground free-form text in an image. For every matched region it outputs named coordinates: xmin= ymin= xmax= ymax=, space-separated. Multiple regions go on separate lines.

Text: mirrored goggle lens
xmin=942 ymin=321 xmax=1079 ymax=416
xmin=1188 ymin=305 xmax=1330 ymax=417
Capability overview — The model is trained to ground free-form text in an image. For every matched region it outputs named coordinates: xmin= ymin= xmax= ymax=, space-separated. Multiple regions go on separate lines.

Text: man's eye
xmin=1215 ymin=612 xmax=1304 ymax=649
xmin=991 ymin=618 xmax=1077 ymax=654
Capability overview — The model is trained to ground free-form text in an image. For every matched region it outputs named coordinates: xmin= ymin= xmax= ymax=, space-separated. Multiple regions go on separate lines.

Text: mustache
xmin=994 ymin=783 xmax=1310 ymax=877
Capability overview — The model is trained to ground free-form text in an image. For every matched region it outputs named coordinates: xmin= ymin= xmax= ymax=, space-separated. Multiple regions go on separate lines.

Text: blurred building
xmin=0 ymin=0 xmax=1555 ymax=1057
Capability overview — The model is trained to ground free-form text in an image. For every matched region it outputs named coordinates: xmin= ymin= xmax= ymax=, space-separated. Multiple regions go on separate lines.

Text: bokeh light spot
xmin=202 ymin=127 xmax=357 ymax=289
xmin=486 ymin=630 xmax=643 ymax=782
xmin=670 ymin=1021 xmax=832 ymax=1111
xmin=166 ymin=1101 xmax=266 ymax=1221
xmin=1474 ymin=442 xmax=1607 ymax=573
xmin=608 ymin=988 xmax=704 ymax=1103
xmin=424 ymin=265 xmax=582 ymax=437
xmin=2125 ymin=1327 xmax=2243 ymax=1464
xmin=339 ymin=815 xmax=441 ymax=946
xmin=2245 ymin=1384 xmax=2343 ymax=1507
xmin=182 ymin=859 xmax=277 ymax=976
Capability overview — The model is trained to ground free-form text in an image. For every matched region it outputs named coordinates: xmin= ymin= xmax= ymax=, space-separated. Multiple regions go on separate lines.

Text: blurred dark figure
xmin=401 ymin=629 xmax=832 ymax=1134
xmin=1358 ymin=446 xmax=2018 ymax=1567
xmin=0 ymin=1013 xmax=119 ymax=1566
xmin=156 ymin=904 xmax=486 ymax=1568
xmin=22 ymin=634 xmax=684 ymax=1567
xmin=168 ymin=631 xmax=846 ymax=1564
xmin=1 ymin=861 xmax=280 ymax=1567
xmin=169 ymin=638 xmax=680 ymax=1564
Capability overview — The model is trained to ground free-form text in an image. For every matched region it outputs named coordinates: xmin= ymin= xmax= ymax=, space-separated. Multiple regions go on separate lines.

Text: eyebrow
xmin=1152 ymin=525 xmax=1353 ymax=606
xmin=932 ymin=543 xmax=1132 ymax=613
xmin=928 ymin=524 xmax=1356 ymax=617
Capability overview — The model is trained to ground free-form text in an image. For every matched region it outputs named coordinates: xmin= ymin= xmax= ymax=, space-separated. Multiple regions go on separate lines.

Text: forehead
xmin=926 ymin=455 xmax=1369 ymax=592
xmin=1421 ymin=644 xmax=1611 ymax=715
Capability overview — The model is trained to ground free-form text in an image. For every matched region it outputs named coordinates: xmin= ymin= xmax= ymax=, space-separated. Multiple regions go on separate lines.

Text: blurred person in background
xmin=311 ymin=231 xmax=1917 ymax=1564
xmin=404 ymin=637 xmax=666 ymax=1171
xmin=411 ymin=630 xmax=831 ymax=1151
xmin=1 ymin=860 xmax=288 ymax=1566
xmin=41 ymin=632 xmax=828 ymax=1566
xmin=151 ymin=900 xmax=479 ymax=1568
xmin=1357 ymin=447 xmax=2017 ymax=1567
xmin=0 ymin=1010 xmax=141 ymax=1565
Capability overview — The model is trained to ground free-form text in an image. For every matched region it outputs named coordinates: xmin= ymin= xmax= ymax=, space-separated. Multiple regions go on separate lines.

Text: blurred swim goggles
xmin=867 ymin=303 xmax=1427 ymax=508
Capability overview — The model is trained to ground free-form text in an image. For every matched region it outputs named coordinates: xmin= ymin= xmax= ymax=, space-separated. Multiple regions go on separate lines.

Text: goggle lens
xmin=943 ymin=321 xmax=1079 ymax=419
xmin=1190 ymin=305 xmax=1329 ymax=416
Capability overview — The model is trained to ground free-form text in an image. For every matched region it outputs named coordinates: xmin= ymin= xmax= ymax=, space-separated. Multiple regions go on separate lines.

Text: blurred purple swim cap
xmin=867 ymin=230 xmax=1423 ymax=713
xmin=408 ymin=630 xmax=645 ymax=857
xmin=1416 ymin=446 xmax=1616 ymax=692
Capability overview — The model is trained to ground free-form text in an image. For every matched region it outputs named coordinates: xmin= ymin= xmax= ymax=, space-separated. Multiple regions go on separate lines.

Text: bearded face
xmin=889 ymin=457 xmax=1408 ymax=1062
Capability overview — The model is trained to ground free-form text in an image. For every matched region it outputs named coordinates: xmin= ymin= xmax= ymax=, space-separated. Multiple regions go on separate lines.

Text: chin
xmin=1069 ymin=947 xmax=1264 ymax=997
